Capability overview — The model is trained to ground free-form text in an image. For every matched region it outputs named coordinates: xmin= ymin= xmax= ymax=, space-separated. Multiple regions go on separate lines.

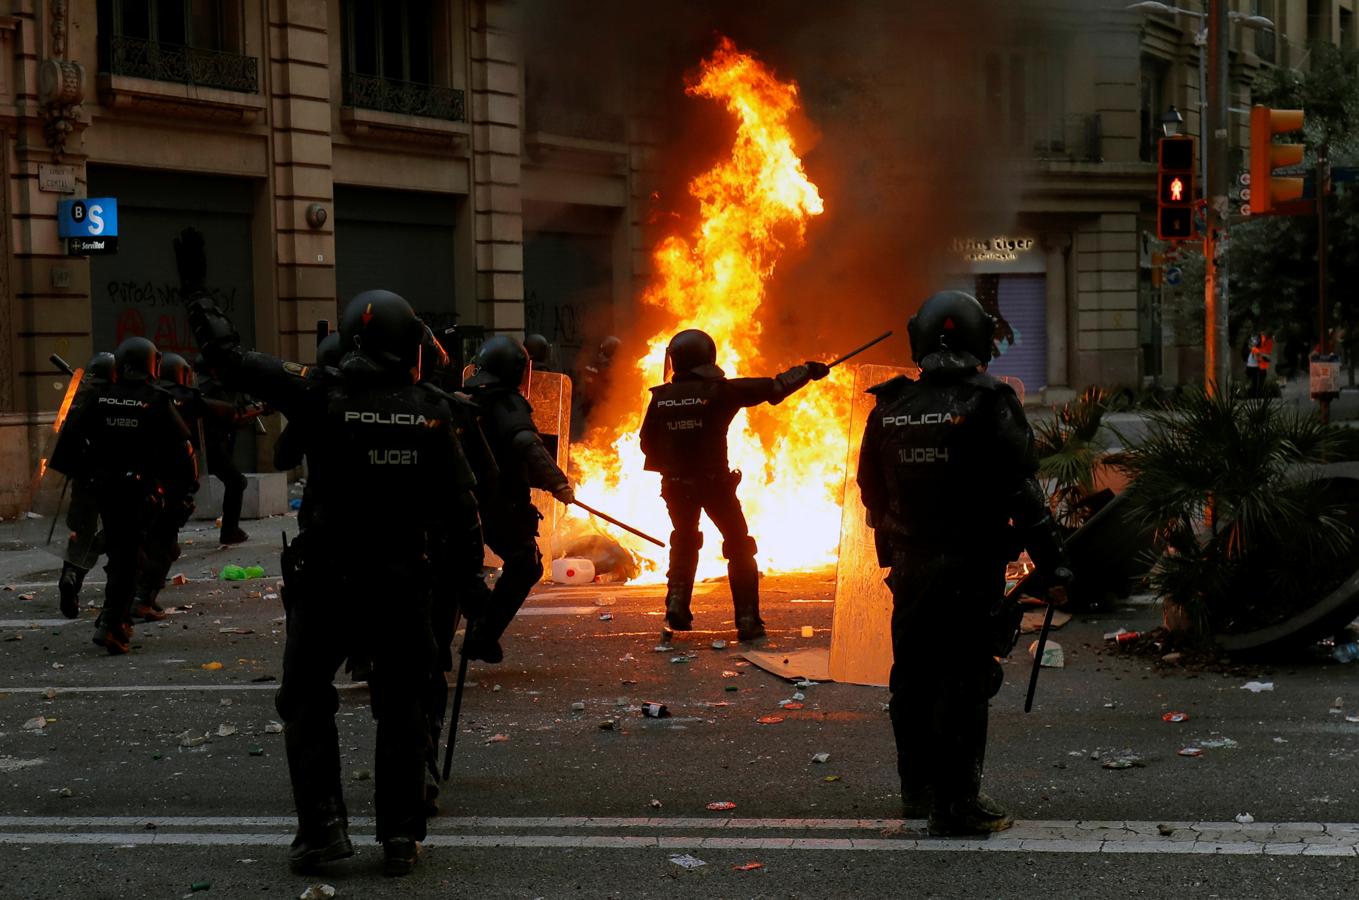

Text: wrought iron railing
xmin=342 ymin=72 xmax=465 ymax=121
xmin=100 ymin=34 xmax=259 ymax=93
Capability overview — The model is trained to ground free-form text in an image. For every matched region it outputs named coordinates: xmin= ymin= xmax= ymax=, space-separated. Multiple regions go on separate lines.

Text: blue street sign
xmin=1165 ymin=266 xmax=1183 ymax=287
xmin=57 ymin=198 xmax=118 ymax=255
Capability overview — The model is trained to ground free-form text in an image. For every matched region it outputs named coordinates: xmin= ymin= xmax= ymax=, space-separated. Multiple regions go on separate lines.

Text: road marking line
xmin=0 ymin=684 xmax=366 ymax=694
xmin=0 ymin=830 xmax=1351 ymax=856
xmin=0 ymin=618 xmax=78 ymax=628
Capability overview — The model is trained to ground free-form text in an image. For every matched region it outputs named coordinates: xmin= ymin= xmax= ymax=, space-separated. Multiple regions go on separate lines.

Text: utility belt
xmin=662 ymin=469 xmax=742 ymax=491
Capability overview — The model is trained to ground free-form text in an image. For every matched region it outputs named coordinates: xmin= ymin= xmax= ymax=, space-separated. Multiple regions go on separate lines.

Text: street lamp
xmin=1160 ymin=105 xmax=1184 ymax=137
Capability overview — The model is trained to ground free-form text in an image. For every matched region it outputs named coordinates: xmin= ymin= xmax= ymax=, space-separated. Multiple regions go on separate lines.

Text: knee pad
xmin=722 ymin=535 xmax=757 ymax=561
xmin=669 ymin=530 xmax=702 ymax=557
xmin=274 ymin=681 xmax=340 ymax=723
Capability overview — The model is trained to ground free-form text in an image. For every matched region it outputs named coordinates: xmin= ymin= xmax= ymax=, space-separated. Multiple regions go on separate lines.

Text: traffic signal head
xmin=1156 ymin=136 xmax=1195 ymax=241
xmin=1249 ymin=105 xmax=1305 ymax=216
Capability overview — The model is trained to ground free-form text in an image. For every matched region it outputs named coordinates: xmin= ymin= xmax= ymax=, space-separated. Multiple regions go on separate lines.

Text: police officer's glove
xmin=1047 ymin=566 xmax=1074 ymax=608
xmin=806 ymin=361 xmax=831 ymax=381
xmin=553 ymin=483 xmax=575 ymax=505
xmin=174 ymin=227 xmax=208 ymax=294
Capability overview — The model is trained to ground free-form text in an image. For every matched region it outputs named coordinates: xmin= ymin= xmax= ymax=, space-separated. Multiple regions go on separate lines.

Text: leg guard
xmin=665 ymin=532 xmax=701 ymax=630
xmin=723 ymin=536 xmax=762 ymax=638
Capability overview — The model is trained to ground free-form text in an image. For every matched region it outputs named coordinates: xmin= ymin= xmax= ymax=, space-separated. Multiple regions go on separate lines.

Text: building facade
xmin=0 ymin=0 xmax=1354 ymax=514
xmin=0 ymin=0 xmax=663 ymax=514
xmin=958 ymin=0 xmax=1356 ymax=402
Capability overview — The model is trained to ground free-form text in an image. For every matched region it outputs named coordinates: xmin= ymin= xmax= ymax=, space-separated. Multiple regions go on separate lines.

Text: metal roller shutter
xmin=986 ymin=274 xmax=1047 ymax=395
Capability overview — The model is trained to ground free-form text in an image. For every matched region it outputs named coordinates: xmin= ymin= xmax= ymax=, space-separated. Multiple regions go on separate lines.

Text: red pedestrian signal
xmin=1157 ymin=137 xmax=1195 ymax=241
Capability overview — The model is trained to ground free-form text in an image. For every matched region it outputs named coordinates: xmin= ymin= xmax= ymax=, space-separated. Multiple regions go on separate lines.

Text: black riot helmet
xmin=523 ymin=333 xmax=551 ymax=368
xmin=339 ymin=290 xmax=424 ymax=377
xmin=160 ymin=352 xmax=195 ymax=388
xmin=316 ymin=332 xmax=344 ymax=368
xmin=114 ymin=336 xmax=160 ymax=382
xmin=85 ymin=351 xmax=116 ymax=382
xmin=907 ymin=291 xmax=996 ymax=368
xmin=598 ymin=336 xmax=621 ymax=360
xmin=465 ymin=335 xmax=530 ymax=390
xmin=666 ymin=329 xmax=722 ymax=379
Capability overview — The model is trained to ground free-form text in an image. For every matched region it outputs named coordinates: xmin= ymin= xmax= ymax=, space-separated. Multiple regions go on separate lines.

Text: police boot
xmin=927 ymin=792 xmax=1014 ymax=837
xmin=131 ymin=593 xmax=168 ymax=622
xmin=288 ymin=802 xmax=354 ymax=873
xmin=664 ymin=581 xmax=694 ymax=632
xmin=58 ymin=564 xmax=83 ymax=619
xmin=383 ymin=837 xmax=421 ymax=877
xmin=727 ymin=542 xmax=764 ymax=642
xmin=91 ymin=612 xmax=132 ymax=655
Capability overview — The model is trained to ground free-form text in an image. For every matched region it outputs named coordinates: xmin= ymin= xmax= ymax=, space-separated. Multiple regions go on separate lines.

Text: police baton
xmin=570 ymin=499 xmax=665 ymax=547
xmin=827 ymin=331 xmax=893 ymax=368
xmin=440 ymin=646 xmax=471 ymax=782
xmin=1024 ymin=570 xmax=1071 ymax=713
xmin=49 ymin=354 xmax=76 ymax=377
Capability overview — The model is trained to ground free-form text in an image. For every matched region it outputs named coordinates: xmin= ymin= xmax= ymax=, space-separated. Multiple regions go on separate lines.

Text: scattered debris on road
xmin=1240 ymin=681 xmax=1274 ymax=693
xmin=1162 ymin=712 xmax=1189 ymax=723
xmin=668 ymin=853 xmax=706 ymax=869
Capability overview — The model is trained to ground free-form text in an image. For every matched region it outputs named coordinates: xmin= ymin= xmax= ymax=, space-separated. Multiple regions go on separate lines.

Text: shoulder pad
xmin=961 ymin=371 xmax=1010 ymax=394
xmin=866 ymin=374 xmax=912 ymax=398
xmin=648 ymin=384 xmax=665 ymax=394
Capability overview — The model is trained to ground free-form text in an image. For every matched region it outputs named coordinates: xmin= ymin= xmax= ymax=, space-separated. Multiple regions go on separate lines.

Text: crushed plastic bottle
xmin=1333 ymin=642 xmax=1359 ymax=664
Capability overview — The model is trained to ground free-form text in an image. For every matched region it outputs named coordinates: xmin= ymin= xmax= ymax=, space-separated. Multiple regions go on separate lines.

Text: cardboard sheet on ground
xmin=1021 ymin=606 xmax=1072 ymax=633
xmin=742 ymin=647 xmax=832 ymax=682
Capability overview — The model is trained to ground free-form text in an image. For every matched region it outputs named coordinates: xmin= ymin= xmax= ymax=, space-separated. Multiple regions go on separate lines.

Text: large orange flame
xmin=569 ymin=38 xmax=852 ymax=583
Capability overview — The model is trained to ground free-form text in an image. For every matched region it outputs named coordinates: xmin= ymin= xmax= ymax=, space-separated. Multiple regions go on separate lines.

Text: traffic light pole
xmin=1203 ymin=0 xmax=1231 ymax=394
xmin=1317 ymin=149 xmax=1331 ymax=424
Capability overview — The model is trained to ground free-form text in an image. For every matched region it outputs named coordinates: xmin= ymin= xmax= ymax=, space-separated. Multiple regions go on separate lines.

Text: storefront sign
xmin=58 ymin=197 xmax=119 ymax=255
xmin=953 ymin=236 xmax=1036 ymax=263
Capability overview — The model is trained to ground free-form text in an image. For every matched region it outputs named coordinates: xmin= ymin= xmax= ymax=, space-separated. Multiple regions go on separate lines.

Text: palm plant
xmin=1117 ymin=387 xmax=1355 ymax=641
xmin=1034 ymin=386 xmax=1108 ymax=530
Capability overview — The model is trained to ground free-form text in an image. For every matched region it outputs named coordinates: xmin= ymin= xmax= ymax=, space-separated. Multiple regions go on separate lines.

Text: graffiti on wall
xmin=107 ymin=281 xmax=239 ymax=355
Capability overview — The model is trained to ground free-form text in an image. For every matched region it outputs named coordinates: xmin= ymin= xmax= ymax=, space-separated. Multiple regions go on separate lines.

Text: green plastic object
xmin=220 ymin=565 xmax=246 ymax=581
xmin=243 ymin=565 xmax=266 ymax=579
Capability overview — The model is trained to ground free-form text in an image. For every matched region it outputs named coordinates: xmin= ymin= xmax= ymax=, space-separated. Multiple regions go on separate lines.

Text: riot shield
xmin=22 ymin=368 xmax=96 ymax=565
xmin=527 ymin=371 xmax=572 ymax=574
xmin=829 ymin=363 xmax=917 ymax=687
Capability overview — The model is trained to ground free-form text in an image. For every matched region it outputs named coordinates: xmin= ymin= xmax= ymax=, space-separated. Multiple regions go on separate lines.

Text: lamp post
xmin=1160 ymin=104 xmax=1184 ymax=137
xmin=1127 ymin=1 xmax=1275 ymax=393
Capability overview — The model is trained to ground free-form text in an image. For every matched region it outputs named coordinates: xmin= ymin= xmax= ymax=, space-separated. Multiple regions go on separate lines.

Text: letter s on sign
xmin=87 ymin=205 xmax=105 ymax=235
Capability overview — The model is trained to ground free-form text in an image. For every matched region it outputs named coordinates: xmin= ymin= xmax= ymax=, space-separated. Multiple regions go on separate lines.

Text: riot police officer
xmin=55 ymin=351 xmax=115 ymax=619
xmin=639 ymin=329 xmax=829 ymax=641
xmin=460 ymin=335 xmax=573 ymax=663
xmin=857 ymin=291 xmax=1070 ymax=837
xmin=523 ymin=333 xmax=553 ymax=373
xmin=52 ymin=337 xmax=197 ymax=654
xmin=132 ymin=353 xmax=240 ymax=619
xmin=183 ymin=286 xmax=483 ymax=877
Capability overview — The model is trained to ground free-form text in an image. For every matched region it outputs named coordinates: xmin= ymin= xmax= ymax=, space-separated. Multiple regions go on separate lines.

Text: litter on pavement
xmin=669 ymin=854 xmax=706 ymax=869
xmin=1028 ymin=639 xmax=1064 ymax=668
xmin=1162 ymin=712 xmax=1189 ymax=723
xmin=1240 ymin=681 xmax=1274 ymax=693
xmin=706 ymin=801 xmax=736 ymax=811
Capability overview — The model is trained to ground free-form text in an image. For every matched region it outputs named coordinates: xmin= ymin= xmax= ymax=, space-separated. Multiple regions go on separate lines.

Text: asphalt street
xmin=2 ymin=512 xmax=1359 ymax=899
